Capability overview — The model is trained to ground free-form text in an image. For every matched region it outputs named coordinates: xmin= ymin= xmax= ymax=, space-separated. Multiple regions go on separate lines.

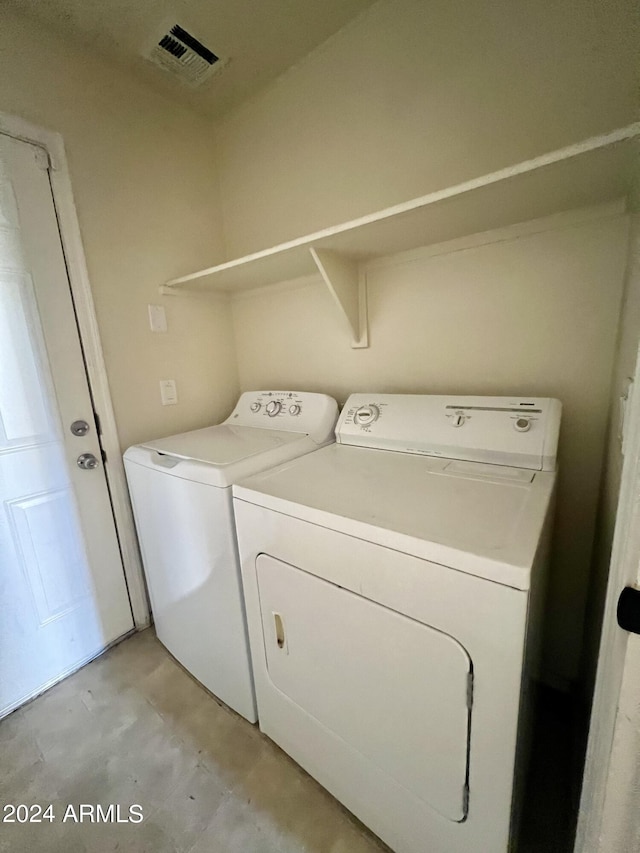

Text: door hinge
xmin=467 ymin=670 xmax=474 ymax=709
xmin=94 ymin=411 xmax=102 ymax=436
xmin=617 ymin=587 xmax=640 ymax=634
xmin=33 ymin=146 xmax=52 ymax=171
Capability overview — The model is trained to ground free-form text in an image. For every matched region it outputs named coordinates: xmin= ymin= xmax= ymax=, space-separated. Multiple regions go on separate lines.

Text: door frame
xmin=574 ymin=339 xmax=640 ymax=850
xmin=0 ymin=110 xmax=149 ymax=629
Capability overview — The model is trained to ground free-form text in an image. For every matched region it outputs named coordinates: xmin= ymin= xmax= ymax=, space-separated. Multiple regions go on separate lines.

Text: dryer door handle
xmin=273 ymin=612 xmax=287 ymax=651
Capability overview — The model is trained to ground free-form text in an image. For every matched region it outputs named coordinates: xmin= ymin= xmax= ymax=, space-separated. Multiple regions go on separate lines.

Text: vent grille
xmin=147 ymin=24 xmax=221 ymax=87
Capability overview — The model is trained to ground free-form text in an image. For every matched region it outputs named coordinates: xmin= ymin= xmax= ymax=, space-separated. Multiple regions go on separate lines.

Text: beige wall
xmin=215 ymin=0 xmax=637 ymax=257
xmin=0 ymin=9 xmax=238 ymax=450
xmin=231 ymin=208 xmax=629 ymax=685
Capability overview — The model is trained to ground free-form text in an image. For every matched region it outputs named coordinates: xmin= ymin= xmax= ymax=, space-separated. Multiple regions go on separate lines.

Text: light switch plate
xmin=148 ymin=304 xmax=167 ymax=333
xmin=160 ymin=379 xmax=178 ymax=406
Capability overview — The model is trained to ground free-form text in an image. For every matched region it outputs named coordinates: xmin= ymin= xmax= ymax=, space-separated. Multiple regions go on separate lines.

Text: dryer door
xmin=256 ymin=554 xmax=472 ymax=822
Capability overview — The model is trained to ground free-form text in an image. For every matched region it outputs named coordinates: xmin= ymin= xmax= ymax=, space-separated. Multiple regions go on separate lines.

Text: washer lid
xmin=125 ymin=425 xmax=316 ymax=488
xmin=233 ymin=443 xmax=556 ymax=589
xmin=139 ymin=424 xmax=304 ymax=466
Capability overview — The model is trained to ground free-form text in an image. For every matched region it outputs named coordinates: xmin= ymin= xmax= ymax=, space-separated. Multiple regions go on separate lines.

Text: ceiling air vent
xmin=147 ymin=24 xmax=221 ymax=87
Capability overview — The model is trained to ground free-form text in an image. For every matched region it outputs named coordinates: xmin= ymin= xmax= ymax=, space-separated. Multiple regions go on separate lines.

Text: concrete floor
xmin=0 ymin=629 xmax=574 ymax=852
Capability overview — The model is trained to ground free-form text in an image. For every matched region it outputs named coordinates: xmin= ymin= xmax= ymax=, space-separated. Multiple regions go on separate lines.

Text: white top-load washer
xmin=232 ymin=394 xmax=561 ymax=853
xmin=123 ymin=391 xmax=338 ymax=723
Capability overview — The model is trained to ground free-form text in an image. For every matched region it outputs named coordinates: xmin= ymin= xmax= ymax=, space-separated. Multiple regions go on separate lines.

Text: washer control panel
xmin=338 ymin=394 xmax=562 ymax=471
xmin=266 ymin=400 xmax=283 ymax=417
xmin=226 ymin=391 xmax=339 ymax=445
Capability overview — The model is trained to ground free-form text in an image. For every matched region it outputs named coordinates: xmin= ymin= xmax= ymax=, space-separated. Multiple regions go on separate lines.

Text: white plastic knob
xmin=266 ymin=401 xmax=282 ymax=417
xmin=289 ymin=404 xmax=301 ymax=415
xmin=354 ymin=405 xmax=380 ymax=426
xmin=250 ymin=402 xmax=261 ymax=412
xmin=514 ymin=417 xmax=531 ymax=432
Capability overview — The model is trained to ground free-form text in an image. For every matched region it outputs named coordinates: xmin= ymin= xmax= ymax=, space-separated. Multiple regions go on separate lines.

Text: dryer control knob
xmin=266 ymin=401 xmax=283 ymax=417
xmin=515 ymin=417 xmax=531 ymax=432
xmin=354 ymin=405 xmax=380 ymax=426
xmin=289 ymin=404 xmax=301 ymax=416
xmin=250 ymin=402 xmax=261 ymax=412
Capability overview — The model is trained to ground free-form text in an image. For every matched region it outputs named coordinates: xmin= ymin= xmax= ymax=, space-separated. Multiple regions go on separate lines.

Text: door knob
xmin=617 ymin=587 xmax=640 ymax=634
xmin=70 ymin=420 xmax=90 ymax=437
xmin=77 ymin=453 xmax=99 ymax=470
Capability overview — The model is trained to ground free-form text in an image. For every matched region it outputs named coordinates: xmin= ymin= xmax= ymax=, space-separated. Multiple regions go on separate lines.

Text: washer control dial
xmin=289 ymin=404 xmax=301 ymax=416
xmin=250 ymin=402 xmax=261 ymax=413
xmin=266 ymin=400 xmax=283 ymax=417
xmin=354 ymin=405 xmax=380 ymax=426
xmin=451 ymin=413 xmax=465 ymax=427
xmin=514 ymin=417 xmax=531 ymax=432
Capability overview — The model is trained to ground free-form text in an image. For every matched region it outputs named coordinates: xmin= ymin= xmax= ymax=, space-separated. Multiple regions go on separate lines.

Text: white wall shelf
xmin=161 ymin=123 xmax=640 ymax=348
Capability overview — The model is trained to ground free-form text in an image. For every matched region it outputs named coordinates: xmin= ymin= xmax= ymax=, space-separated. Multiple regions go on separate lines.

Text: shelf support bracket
xmin=310 ymin=248 xmax=368 ymax=348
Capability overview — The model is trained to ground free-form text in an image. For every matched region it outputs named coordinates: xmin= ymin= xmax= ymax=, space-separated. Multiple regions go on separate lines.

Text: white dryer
xmin=123 ymin=391 xmax=338 ymax=723
xmin=232 ymin=394 xmax=561 ymax=852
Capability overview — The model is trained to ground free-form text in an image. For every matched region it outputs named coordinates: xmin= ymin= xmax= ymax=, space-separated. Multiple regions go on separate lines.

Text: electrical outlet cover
xmin=160 ymin=379 xmax=177 ymax=405
xmin=149 ymin=304 xmax=167 ymax=333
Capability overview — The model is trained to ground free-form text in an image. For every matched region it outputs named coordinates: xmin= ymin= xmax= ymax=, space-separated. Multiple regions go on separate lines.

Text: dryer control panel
xmin=226 ymin=391 xmax=339 ymax=445
xmin=338 ymin=394 xmax=562 ymax=471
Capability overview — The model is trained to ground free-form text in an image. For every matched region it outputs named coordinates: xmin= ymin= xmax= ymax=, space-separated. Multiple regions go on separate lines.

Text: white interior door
xmin=0 ymin=133 xmax=133 ymax=717
xmin=575 ymin=339 xmax=640 ymax=852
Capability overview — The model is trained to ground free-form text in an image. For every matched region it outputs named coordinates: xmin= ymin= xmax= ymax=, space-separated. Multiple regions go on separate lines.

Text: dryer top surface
xmin=233 ymin=443 xmax=556 ymax=589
